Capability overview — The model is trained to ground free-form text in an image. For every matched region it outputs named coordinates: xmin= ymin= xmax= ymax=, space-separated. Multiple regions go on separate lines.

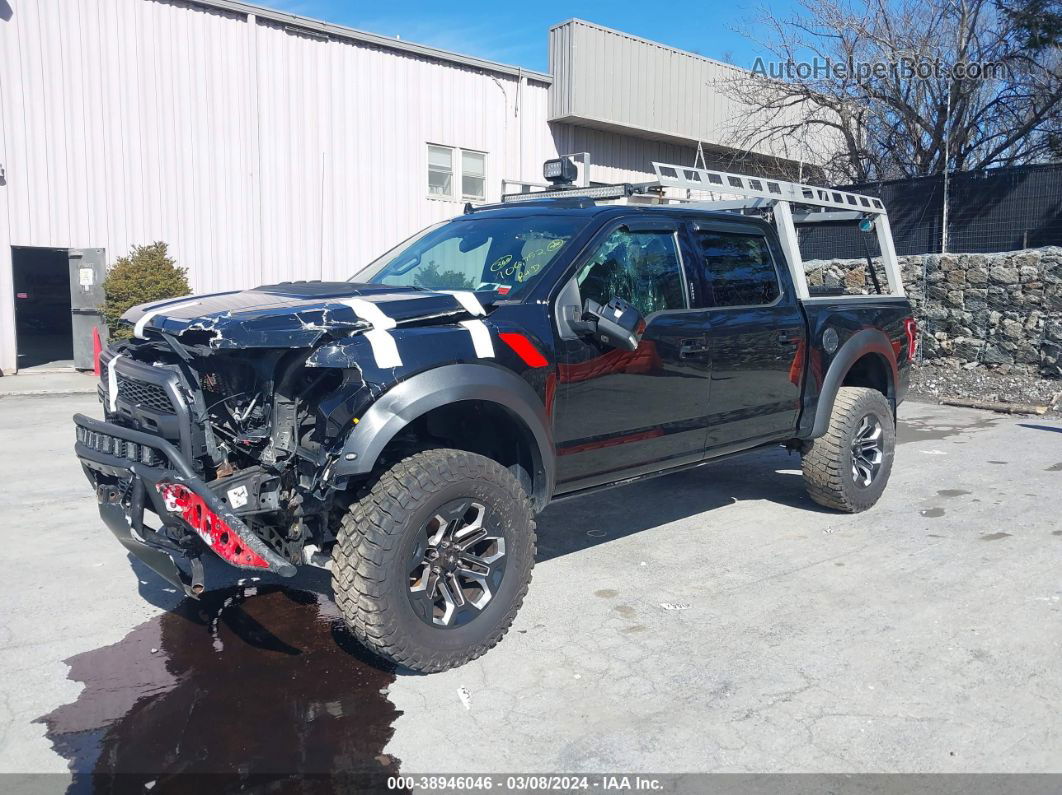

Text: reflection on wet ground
xmin=39 ymin=585 xmax=401 ymax=794
xmin=897 ymin=413 xmax=1002 ymax=444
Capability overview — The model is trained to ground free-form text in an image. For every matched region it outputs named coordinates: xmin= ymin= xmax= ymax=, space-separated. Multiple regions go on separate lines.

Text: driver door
xmin=552 ymin=219 xmax=713 ymax=492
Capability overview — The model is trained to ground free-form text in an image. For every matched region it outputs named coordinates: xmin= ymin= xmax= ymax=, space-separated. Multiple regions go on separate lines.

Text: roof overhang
xmin=175 ymin=0 xmax=552 ymax=83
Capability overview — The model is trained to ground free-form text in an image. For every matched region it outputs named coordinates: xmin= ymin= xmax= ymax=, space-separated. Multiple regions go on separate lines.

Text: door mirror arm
xmin=563 ymin=304 xmax=595 ymax=335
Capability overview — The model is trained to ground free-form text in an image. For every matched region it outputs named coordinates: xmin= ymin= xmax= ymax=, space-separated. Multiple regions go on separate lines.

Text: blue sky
xmin=253 ymin=0 xmax=796 ymax=73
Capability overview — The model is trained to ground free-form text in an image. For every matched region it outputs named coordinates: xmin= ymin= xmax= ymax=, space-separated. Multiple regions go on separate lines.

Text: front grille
xmin=76 ymin=425 xmax=167 ymax=467
xmin=116 ymin=376 xmax=175 ymax=414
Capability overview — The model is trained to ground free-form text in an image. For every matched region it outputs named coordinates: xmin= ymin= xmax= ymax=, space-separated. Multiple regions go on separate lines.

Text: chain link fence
xmin=792 ymin=163 xmax=1062 ymax=377
xmin=798 ymin=162 xmax=1062 ymax=261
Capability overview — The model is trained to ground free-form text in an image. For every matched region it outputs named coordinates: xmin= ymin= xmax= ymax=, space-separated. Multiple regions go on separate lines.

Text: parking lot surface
xmin=0 ymin=394 xmax=1059 ymax=782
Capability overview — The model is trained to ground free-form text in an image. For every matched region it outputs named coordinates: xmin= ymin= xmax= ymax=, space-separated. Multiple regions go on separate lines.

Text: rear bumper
xmin=73 ymin=413 xmax=296 ymax=596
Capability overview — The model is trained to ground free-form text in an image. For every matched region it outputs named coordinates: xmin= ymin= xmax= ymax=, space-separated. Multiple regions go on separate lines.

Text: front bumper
xmin=74 ymin=413 xmax=296 ymax=596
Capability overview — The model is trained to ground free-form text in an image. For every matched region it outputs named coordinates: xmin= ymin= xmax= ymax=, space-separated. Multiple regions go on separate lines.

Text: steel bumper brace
xmin=73 ymin=413 xmax=296 ymax=596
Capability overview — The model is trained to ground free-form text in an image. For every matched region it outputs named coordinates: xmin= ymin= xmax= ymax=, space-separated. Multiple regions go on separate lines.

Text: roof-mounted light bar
xmin=501 ymin=183 xmax=645 ymax=203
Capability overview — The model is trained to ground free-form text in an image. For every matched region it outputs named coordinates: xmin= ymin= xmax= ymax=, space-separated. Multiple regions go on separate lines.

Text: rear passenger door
xmin=689 ymin=222 xmax=806 ymax=450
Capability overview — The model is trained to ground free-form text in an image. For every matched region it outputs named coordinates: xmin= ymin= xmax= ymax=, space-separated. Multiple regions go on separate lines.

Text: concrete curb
xmin=0 ymin=373 xmax=99 ymax=399
xmin=0 ymin=389 xmax=97 ymax=398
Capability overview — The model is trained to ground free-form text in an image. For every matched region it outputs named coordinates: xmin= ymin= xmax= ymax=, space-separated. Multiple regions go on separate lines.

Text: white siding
xmin=0 ymin=1 xmax=825 ymax=374
xmin=0 ymin=0 xmax=558 ymax=372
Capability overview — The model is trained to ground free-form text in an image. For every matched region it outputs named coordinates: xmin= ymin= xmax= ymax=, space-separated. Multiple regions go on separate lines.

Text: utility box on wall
xmin=69 ymin=248 xmax=107 ymax=371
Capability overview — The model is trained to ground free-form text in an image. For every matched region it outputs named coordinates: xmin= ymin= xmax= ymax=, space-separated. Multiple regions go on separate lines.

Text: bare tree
xmin=723 ymin=0 xmax=1062 ymax=183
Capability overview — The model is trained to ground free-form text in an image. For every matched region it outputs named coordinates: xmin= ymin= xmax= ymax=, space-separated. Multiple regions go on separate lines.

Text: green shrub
xmin=412 ymin=262 xmax=476 ymax=291
xmin=102 ymin=242 xmax=191 ymax=340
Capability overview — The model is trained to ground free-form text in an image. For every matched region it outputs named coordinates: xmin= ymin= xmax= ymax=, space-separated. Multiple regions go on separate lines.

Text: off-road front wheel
xmin=801 ymin=386 xmax=896 ymax=513
xmin=332 ymin=448 xmax=536 ymax=672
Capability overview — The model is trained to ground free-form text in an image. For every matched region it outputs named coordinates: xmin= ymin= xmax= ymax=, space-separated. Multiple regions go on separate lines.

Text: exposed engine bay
xmin=76 ymin=280 xmax=515 ymax=596
xmin=100 ymin=337 xmax=369 ymax=574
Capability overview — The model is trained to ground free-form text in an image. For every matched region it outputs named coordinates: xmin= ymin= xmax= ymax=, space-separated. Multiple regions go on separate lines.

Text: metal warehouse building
xmin=0 ymin=0 xmax=812 ymax=374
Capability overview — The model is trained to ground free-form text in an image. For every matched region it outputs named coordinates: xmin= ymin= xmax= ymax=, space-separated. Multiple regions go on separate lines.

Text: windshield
xmin=351 ymin=216 xmax=586 ymax=299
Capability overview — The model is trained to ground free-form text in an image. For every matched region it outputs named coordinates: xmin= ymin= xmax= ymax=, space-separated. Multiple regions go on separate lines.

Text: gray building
xmin=0 ymin=1 xmax=814 ymax=374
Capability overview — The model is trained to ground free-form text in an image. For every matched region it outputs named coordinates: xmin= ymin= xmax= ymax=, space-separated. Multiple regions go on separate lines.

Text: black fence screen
xmin=798 ymin=162 xmax=1062 ymax=261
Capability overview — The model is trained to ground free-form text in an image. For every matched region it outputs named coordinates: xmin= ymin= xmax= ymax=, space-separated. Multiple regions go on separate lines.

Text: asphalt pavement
xmin=0 ymin=393 xmax=1059 ymax=786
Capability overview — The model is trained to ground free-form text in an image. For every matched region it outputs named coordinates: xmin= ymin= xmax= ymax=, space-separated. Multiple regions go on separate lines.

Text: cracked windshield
xmin=355 ymin=216 xmax=585 ymax=298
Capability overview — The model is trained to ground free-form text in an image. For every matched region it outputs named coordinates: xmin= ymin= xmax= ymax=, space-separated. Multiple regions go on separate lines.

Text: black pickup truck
xmin=74 ymin=176 xmax=915 ymax=672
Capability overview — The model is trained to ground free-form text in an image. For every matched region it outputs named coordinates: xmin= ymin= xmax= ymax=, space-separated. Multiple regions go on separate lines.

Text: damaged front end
xmin=74 ymin=283 xmax=499 ymax=595
xmin=75 ymin=339 xmax=366 ymax=595
xmin=75 ymin=412 xmax=297 ymax=595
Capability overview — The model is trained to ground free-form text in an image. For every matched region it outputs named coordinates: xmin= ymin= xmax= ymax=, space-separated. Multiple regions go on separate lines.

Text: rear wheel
xmin=801 ymin=386 xmax=895 ymax=513
xmin=332 ymin=448 xmax=535 ymax=672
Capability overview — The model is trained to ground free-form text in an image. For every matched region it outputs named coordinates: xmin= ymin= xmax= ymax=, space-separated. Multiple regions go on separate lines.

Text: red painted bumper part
xmin=157 ymin=482 xmax=271 ymax=569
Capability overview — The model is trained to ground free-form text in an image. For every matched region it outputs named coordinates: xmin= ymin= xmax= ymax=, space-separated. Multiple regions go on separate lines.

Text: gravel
xmin=908 ymin=361 xmax=1062 ymax=417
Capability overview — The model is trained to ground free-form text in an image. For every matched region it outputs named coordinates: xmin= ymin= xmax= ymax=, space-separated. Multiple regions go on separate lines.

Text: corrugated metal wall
xmin=0 ymin=0 xmax=557 ymax=372
xmin=551 ymin=124 xmax=699 ymax=184
xmin=548 ymin=19 xmax=810 ymax=164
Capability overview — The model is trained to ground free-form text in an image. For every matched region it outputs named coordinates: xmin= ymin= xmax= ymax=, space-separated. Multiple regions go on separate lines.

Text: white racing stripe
xmin=108 ymin=353 xmax=122 ymax=412
xmin=442 ymin=290 xmax=486 ymax=317
xmin=133 ymin=299 xmax=200 ymax=339
xmin=460 ymin=319 xmax=495 ymax=358
xmin=338 ymin=298 xmax=402 ymax=368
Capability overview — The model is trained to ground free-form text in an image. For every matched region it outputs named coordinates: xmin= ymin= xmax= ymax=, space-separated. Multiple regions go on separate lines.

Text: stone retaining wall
xmin=803 ymin=246 xmax=1062 ymax=377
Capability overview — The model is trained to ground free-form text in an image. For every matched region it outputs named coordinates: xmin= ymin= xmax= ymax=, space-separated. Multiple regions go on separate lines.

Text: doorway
xmin=13 ymin=247 xmax=74 ymax=370
xmin=11 ymin=246 xmax=107 ymax=372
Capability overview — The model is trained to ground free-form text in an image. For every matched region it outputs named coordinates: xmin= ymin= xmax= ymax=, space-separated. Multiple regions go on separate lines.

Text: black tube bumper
xmin=73 ymin=413 xmax=296 ymax=596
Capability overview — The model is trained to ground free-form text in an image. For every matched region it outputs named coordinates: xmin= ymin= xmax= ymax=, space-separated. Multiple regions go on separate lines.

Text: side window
xmin=576 ymin=228 xmax=686 ymax=318
xmin=695 ymin=230 xmax=780 ymax=308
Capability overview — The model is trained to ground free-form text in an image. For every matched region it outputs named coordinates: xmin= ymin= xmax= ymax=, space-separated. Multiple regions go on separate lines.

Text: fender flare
xmin=809 ymin=329 xmax=898 ymax=439
xmin=332 ymin=363 xmax=555 ymax=508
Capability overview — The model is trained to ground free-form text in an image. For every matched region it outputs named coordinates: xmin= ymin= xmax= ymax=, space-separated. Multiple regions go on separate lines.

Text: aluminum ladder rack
xmin=500 ymin=161 xmax=905 ymax=300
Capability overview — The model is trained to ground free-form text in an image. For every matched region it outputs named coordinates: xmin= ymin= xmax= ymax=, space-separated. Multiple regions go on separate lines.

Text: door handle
xmin=777 ymin=330 xmax=800 ymax=345
xmin=679 ymin=337 xmax=709 ymax=358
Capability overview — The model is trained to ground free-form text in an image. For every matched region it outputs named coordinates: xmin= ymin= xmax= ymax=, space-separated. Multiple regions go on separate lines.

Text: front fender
xmin=331 ymin=363 xmax=555 ymax=507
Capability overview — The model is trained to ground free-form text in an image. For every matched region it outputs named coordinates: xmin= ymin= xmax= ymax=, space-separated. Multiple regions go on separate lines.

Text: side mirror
xmin=579 ymin=296 xmax=643 ymax=352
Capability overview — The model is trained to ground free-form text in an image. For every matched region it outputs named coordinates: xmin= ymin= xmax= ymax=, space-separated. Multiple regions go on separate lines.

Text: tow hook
xmin=96 ymin=484 xmax=123 ymax=505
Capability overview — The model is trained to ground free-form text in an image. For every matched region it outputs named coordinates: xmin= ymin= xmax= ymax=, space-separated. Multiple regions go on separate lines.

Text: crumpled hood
xmin=121 ymin=281 xmax=496 ymax=350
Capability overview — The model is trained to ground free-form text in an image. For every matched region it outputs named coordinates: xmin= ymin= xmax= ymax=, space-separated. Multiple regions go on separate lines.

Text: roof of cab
xmin=464 ymin=199 xmax=770 ymax=229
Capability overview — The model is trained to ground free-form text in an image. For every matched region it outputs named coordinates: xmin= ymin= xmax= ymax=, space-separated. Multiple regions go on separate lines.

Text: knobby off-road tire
xmin=801 ymin=386 xmax=896 ymax=513
xmin=333 ymin=449 xmax=536 ymax=672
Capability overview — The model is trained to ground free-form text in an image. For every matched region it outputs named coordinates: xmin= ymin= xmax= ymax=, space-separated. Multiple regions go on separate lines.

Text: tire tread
xmin=332 ymin=448 xmax=536 ymax=673
xmin=802 ymin=386 xmax=894 ymax=513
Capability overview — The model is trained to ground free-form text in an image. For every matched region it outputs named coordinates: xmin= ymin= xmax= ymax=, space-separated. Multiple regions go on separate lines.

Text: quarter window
xmin=694 ymin=231 xmax=780 ymax=307
xmin=427 ymin=144 xmax=487 ymax=201
xmin=576 ymin=228 xmax=686 ymax=318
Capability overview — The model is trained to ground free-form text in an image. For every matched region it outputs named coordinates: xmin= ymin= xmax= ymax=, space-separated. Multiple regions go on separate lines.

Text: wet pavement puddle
xmin=38 ymin=585 xmax=402 ymax=793
xmin=897 ymin=414 xmax=1002 ymax=445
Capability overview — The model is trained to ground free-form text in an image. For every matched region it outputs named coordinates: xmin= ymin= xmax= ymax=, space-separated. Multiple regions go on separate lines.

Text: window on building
xmin=427 ymin=144 xmax=487 ymax=201
xmin=694 ymin=231 xmax=780 ymax=308
xmin=427 ymin=145 xmax=453 ymax=198
xmin=461 ymin=150 xmax=486 ymax=200
xmin=576 ymin=229 xmax=686 ymax=318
